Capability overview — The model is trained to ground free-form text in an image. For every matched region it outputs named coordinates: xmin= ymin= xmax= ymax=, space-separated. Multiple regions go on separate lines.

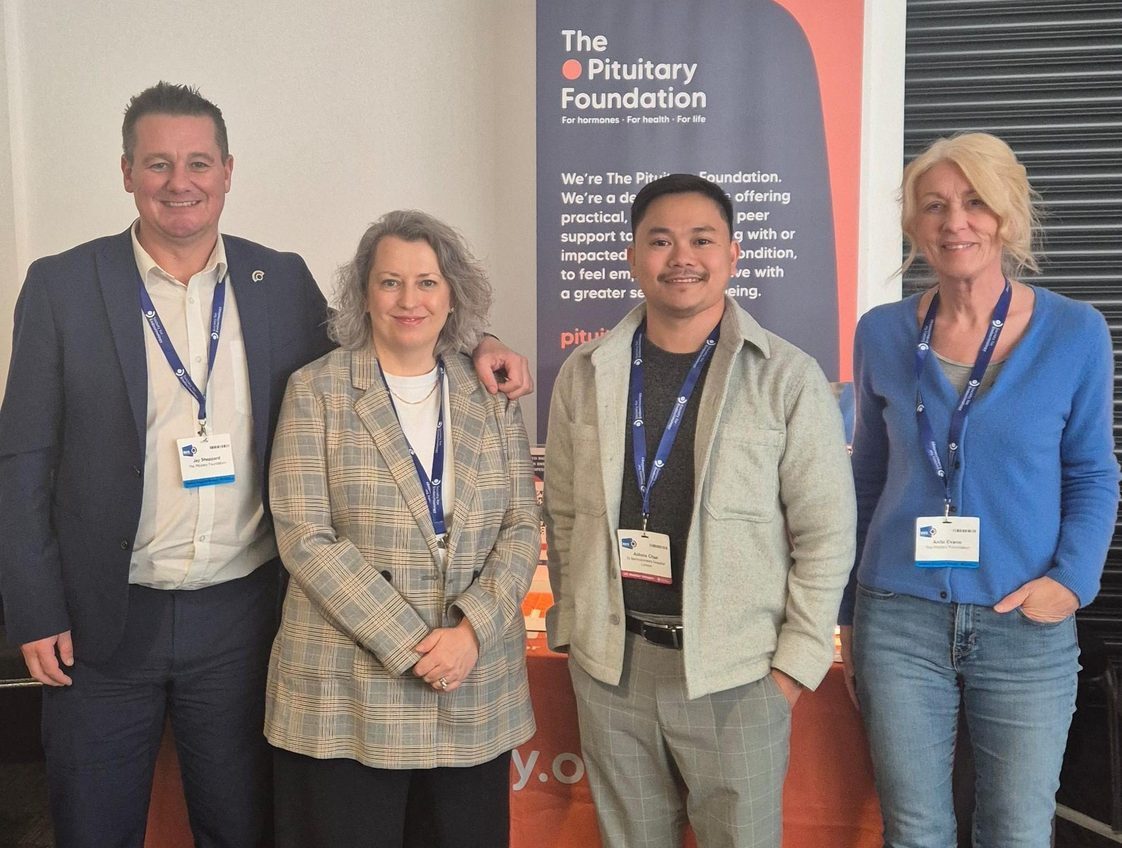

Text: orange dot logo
xmin=562 ymin=59 xmax=582 ymax=80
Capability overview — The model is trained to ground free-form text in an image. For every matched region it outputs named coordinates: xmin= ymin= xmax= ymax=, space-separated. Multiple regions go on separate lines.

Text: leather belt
xmin=625 ymin=615 xmax=684 ymax=650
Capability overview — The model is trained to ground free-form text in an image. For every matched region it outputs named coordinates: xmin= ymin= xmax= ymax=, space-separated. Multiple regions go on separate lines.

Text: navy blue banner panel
xmin=536 ymin=0 xmax=837 ymax=440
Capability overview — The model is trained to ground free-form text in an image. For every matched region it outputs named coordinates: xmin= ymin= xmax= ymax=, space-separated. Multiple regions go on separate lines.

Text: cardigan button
xmin=380 ymin=570 xmax=393 ymax=583
xmin=609 ymin=614 xmax=620 ymax=625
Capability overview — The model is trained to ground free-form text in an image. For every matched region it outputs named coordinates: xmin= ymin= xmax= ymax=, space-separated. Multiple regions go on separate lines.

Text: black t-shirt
xmin=619 ymin=337 xmax=712 ymax=617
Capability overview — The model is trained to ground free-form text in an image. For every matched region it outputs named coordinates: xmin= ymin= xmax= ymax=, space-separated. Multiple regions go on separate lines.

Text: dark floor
xmin=1056 ymin=816 xmax=1122 ymax=848
xmin=0 ymin=686 xmax=51 ymax=848
xmin=0 ymin=762 xmax=51 ymax=848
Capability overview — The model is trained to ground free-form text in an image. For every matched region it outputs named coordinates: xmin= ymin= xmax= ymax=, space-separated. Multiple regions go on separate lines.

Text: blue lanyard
xmin=914 ymin=279 xmax=1011 ymax=515
xmin=379 ymin=361 xmax=448 ymax=541
xmin=139 ymin=276 xmax=227 ymax=437
xmin=628 ymin=322 xmax=719 ymax=530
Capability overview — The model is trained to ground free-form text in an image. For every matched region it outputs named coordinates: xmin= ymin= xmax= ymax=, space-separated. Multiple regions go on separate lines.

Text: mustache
xmin=657 ymin=271 xmax=708 ymax=283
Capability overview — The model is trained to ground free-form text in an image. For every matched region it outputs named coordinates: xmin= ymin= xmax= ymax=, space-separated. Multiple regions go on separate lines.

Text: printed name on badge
xmin=617 ymin=529 xmax=673 ymax=583
xmin=914 ymin=516 xmax=980 ymax=569
xmin=177 ymin=434 xmax=236 ymax=488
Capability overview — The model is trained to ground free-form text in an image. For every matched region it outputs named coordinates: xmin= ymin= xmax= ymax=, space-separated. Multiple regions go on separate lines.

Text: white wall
xmin=0 ymin=2 xmax=21 ymax=397
xmin=0 ymin=1 xmax=904 ymax=435
xmin=859 ymin=0 xmax=907 ymax=316
xmin=0 ymin=0 xmax=538 ymax=428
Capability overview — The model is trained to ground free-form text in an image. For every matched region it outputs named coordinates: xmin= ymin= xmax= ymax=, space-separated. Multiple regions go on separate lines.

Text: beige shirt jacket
xmin=544 ymin=297 xmax=857 ymax=699
xmin=265 ymin=348 xmax=539 ymax=769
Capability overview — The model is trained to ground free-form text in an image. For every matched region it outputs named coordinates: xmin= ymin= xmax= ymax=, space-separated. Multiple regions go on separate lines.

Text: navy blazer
xmin=0 ymin=228 xmax=333 ymax=661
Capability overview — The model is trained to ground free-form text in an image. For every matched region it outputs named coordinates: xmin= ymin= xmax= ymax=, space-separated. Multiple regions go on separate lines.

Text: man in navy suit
xmin=0 ymin=82 xmax=530 ymax=848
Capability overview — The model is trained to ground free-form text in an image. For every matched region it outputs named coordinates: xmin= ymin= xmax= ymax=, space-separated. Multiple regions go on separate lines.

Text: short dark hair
xmin=122 ymin=82 xmax=228 ymax=164
xmin=630 ymin=173 xmax=734 ymax=237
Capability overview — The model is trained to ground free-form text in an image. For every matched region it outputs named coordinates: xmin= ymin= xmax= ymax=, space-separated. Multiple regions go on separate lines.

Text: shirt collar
xmin=130 ymin=219 xmax=228 ymax=287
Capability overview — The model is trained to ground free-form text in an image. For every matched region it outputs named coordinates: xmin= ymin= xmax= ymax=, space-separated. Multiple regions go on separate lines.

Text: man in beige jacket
xmin=544 ymin=173 xmax=856 ymax=848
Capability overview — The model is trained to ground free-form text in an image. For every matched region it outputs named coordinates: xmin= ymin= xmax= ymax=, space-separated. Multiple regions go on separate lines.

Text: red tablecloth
xmin=147 ymin=636 xmax=882 ymax=847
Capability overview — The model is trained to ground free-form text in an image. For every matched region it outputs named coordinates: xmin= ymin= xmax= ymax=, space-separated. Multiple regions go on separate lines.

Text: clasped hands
xmin=412 ymin=618 xmax=480 ymax=693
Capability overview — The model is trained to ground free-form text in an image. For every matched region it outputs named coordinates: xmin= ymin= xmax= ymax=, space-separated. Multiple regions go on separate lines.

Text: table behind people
xmin=839 ymin=132 xmax=1119 ymax=847
xmin=148 ymin=637 xmax=883 ymax=847
xmin=264 ymin=210 xmax=539 ymax=848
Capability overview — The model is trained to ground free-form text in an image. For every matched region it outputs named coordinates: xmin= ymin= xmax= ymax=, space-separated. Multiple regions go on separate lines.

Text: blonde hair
xmin=900 ymin=132 xmax=1041 ymax=278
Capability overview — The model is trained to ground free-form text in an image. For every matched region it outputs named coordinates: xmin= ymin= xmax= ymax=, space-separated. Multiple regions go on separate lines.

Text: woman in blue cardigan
xmin=839 ymin=132 xmax=1119 ymax=847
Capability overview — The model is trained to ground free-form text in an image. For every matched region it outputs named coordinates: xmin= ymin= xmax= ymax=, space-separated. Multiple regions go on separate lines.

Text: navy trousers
xmin=41 ymin=563 xmax=278 ymax=848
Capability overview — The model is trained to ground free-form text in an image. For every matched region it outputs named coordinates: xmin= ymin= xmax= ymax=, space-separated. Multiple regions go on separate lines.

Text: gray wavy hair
xmin=328 ymin=210 xmax=492 ymax=354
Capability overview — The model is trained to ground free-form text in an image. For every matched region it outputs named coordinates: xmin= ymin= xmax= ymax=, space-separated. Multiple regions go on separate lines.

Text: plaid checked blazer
xmin=264 ymin=347 xmax=538 ymax=768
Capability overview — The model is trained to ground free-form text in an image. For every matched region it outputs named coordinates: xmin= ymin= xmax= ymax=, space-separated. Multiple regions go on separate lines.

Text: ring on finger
xmin=438 ymin=676 xmax=448 ymax=690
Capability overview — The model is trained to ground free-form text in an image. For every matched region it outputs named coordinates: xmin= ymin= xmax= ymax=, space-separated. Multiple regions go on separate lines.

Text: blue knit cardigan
xmin=839 ymin=286 xmax=1119 ymax=625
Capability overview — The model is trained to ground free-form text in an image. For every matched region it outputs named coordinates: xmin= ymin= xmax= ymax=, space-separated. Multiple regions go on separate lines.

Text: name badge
xmin=914 ymin=516 xmax=980 ymax=569
xmin=617 ymin=529 xmax=672 ymax=584
xmin=177 ymin=434 xmax=236 ymax=488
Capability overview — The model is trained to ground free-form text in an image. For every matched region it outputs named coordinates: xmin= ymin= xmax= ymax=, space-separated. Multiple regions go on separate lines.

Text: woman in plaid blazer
xmin=264 ymin=210 xmax=539 ymax=848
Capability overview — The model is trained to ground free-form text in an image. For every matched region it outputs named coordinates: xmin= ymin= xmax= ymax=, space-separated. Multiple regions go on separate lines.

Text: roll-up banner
xmin=536 ymin=0 xmax=864 ymax=440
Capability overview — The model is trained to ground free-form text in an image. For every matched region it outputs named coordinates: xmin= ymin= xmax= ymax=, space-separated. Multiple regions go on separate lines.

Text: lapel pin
xmin=251 ymin=270 xmax=265 ymax=282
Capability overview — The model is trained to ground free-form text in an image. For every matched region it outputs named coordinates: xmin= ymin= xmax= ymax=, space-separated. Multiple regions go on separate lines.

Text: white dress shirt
xmin=129 ymin=223 xmax=277 ymax=589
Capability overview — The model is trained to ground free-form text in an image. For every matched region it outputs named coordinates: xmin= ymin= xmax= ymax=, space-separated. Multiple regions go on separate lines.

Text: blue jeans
xmin=853 ymin=586 xmax=1078 ymax=848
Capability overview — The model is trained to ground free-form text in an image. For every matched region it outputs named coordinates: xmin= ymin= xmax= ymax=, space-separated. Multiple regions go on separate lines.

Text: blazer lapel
xmin=351 ymin=348 xmax=441 ymax=558
xmin=224 ymin=240 xmax=273 ymax=473
xmin=96 ymin=229 xmax=148 ymax=459
xmin=443 ymin=356 xmax=486 ymax=559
